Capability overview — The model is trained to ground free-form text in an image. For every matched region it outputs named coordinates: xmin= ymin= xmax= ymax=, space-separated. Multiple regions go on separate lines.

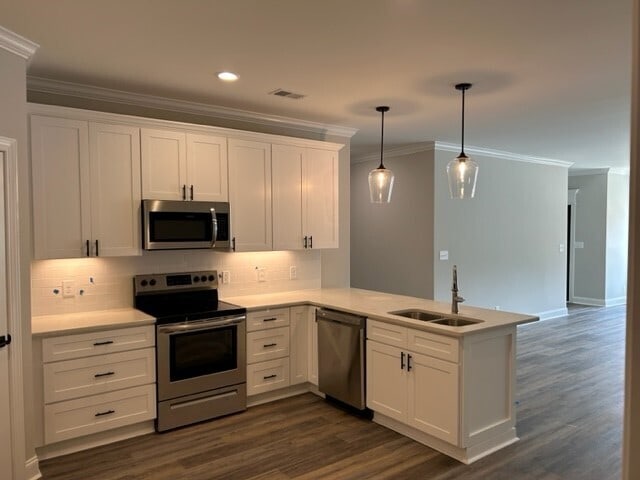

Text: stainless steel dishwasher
xmin=316 ymin=308 xmax=367 ymax=410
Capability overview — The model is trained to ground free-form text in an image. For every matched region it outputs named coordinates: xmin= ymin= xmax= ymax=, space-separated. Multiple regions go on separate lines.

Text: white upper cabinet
xmin=228 ymin=138 xmax=272 ymax=252
xmin=272 ymin=145 xmax=339 ymax=250
xmin=141 ymin=129 xmax=228 ymax=201
xmin=31 ymin=116 xmax=141 ymax=259
xmin=31 ymin=116 xmax=91 ymax=259
xmin=89 ymin=123 xmax=142 ymax=257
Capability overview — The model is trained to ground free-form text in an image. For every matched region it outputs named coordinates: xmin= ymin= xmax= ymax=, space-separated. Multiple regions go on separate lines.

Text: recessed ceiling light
xmin=217 ymin=71 xmax=239 ymax=82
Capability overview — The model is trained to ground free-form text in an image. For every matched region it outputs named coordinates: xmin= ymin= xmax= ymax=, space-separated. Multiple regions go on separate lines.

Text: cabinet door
xmin=31 ymin=115 xmax=91 ymax=259
xmin=303 ymin=148 xmax=339 ymax=249
xmin=407 ymin=351 xmax=459 ymax=445
xmin=272 ymin=144 xmax=304 ymax=250
xmin=366 ymin=341 xmax=407 ymax=422
xmin=186 ymin=133 xmax=228 ymax=201
xmin=141 ymin=128 xmax=186 ymax=200
xmin=89 ymin=123 xmax=142 ymax=257
xmin=228 ymin=139 xmax=272 ymax=251
xmin=290 ymin=305 xmax=310 ymax=385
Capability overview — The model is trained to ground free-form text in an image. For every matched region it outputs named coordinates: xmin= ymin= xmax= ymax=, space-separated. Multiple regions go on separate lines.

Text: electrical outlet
xmin=290 ymin=266 xmax=297 ymax=280
xmin=62 ymin=280 xmax=75 ymax=298
xmin=222 ymin=271 xmax=230 ymax=284
xmin=257 ymin=268 xmax=266 ymax=282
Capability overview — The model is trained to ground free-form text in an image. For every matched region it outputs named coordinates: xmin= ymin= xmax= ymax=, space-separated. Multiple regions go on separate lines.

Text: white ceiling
xmin=1 ymin=0 xmax=633 ymax=168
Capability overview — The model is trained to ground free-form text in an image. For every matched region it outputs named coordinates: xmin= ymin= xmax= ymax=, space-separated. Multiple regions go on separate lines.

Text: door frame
xmin=567 ymin=189 xmax=579 ymax=304
xmin=0 ymin=136 xmax=27 ymax=479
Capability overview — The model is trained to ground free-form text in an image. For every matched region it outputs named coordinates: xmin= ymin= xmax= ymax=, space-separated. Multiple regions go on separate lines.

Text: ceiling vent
xmin=269 ymin=88 xmax=306 ymax=100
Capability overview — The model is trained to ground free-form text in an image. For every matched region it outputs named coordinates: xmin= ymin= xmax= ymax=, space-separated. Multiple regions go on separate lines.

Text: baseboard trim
xmin=247 ymin=383 xmax=320 ymax=407
xmin=605 ymin=296 xmax=627 ymax=307
xmin=25 ymin=455 xmax=41 ymax=480
xmin=536 ymin=307 xmax=569 ymax=321
xmin=572 ymin=296 xmax=605 ymax=307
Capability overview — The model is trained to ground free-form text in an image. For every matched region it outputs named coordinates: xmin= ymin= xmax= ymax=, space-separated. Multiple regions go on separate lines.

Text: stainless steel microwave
xmin=142 ymin=200 xmax=231 ymax=251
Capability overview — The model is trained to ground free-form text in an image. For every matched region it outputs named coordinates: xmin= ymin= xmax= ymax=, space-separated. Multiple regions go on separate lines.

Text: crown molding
xmin=352 ymin=140 xmax=573 ymax=167
xmin=27 ymin=76 xmax=358 ymax=138
xmin=434 ymin=142 xmax=574 ymax=168
xmin=0 ymin=26 xmax=39 ymax=61
xmin=352 ymin=142 xmax=436 ymax=163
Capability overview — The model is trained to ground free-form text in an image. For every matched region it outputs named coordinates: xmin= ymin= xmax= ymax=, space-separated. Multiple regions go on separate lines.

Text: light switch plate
xmin=290 ymin=266 xmax=297 ymax=280
xmin=575 ymin=241 xmax=585 ymax=249
xmin=62 ymin=280 xmax=75 ymax=298
xmin=439 ymin=250 xmax=449 ymax=261
xmin=222 ymin=271 xmax=230 ymax=284
xmin=257 ymin=268 xmax=266 ymax=282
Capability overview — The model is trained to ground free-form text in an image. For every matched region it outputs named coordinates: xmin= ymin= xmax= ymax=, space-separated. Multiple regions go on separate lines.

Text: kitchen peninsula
xmin=31 ymin=287 xmax=536 ymax=465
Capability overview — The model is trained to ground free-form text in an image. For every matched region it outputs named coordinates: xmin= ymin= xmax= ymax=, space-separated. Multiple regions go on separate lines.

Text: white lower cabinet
xmin=247 ymin=358 xmax=290 ymax=396
xmin=366 ymin=319 xmax=460 ymax=445
xmin=37 ymin=325 xmax=156 ymax=446
xmin=290 ymin=305 xmax=310 ymax=385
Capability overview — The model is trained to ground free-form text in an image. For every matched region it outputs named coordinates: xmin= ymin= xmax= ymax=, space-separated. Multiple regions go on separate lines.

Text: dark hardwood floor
xmin=39 ymin=305 xmax=625 ymax=480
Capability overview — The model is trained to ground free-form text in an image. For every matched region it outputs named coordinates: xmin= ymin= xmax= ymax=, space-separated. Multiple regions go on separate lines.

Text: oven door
xmin=156 ymin=315 xmax=246 ymax=401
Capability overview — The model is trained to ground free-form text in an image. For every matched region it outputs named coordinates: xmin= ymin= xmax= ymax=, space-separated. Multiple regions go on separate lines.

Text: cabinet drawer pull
xmin=263 ymin=343 xmax=277 ymax=348
xmin=95 ymin=409 xmax=115 ymax=417
xmin=93 ymin=340 xmax=114 ymax=346
xmin=94 ymin=371 xmax=115 ymax=378
xmin=407 ymin=354 xmax=413 ymax=372
xmin=263 ymin=374 xmax=277 ymax=380
xmin=401 ymin=352 xmax=405 ymax=370
xmin=263 ymin=317 xmax=277 ymax=322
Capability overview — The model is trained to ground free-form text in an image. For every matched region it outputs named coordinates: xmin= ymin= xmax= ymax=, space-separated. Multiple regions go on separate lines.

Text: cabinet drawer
xmin=44 ymin=348 xmax=156 ymax=403
xmin=247 ymin=358 xmax=290 ymax=396
xmin=408 ymin=329 xmax=459 ymax=363
xmin=44 ymin=384 xmax=156 ymax=444
xmin=247 ymin=327 xmax=289 ymax=364
xmin=42 ymin=326 xmax=155 ymax=362
xmin=246 ymin=308 xmax=290 ymax=332
xmin=367 ymin=319 xmax=408 ymax=348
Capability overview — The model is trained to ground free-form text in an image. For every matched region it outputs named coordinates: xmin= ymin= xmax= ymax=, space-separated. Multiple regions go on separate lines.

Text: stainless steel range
xmin=134 ymin=270 xmax=247 ymax=432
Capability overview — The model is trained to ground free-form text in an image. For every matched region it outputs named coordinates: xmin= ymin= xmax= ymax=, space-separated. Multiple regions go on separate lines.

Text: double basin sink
xmin=389 ymin=309 xmax=482 ymax=327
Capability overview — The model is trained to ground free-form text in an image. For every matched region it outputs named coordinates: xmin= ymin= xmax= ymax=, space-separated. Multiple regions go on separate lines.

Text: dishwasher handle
xmin=316 ymin=308 xmax=366 ymax=327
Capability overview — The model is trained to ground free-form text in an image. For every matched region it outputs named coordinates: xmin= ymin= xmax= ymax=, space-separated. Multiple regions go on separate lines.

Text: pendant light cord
xmin=460 ymin=88 xmax=465 ymax=156
xmin=379 ymin=108 xmax=386 ymax=169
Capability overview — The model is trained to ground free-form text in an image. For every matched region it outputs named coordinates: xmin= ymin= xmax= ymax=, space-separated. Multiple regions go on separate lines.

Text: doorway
xmin=567 ymin=189 xmax=579 ymax=304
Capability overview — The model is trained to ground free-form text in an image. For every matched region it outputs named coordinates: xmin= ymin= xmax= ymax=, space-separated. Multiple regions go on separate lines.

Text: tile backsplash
xmin=31 ymin=250 xmax=321 ymax=316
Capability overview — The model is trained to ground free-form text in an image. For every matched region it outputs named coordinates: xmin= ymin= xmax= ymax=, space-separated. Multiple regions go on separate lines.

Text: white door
xmin=272 ymin=144 xmax=304 ymax=250
xmin=0 ymin=151 xmax=13 ymax=479
xmin=140 ymin=128 xmax=186 ymax=200
xmin=228 ymin=139 xmax=272 ymax=251
xmin=186 ymin=133 xmax=228 ymax=201
xmin=407 ymin=351 xmax=459 ymax=445
xmin=303 ymin=148 xmax=339 ymax=249
xmin=89 ymin=123 xmax=142 ymax=257
xmin=366 ymin=341 xmax=407 ymax=421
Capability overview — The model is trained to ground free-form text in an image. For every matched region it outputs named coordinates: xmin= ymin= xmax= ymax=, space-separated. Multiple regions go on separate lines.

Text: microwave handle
xmin=210 ymin=208 xmax=218 ymax=248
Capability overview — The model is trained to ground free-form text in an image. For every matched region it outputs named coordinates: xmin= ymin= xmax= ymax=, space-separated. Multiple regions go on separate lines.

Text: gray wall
xmin=433 ymin=149 xmax=568 ymax=316
xmin=350 ymin=150 xmax=435 ymax=299
xmin=568 ymin=171 xmax=629 ymax=305
xmin=568 ymin=173 xmax=608 ymax=301
xmin=0 ymin=47 xmax=35 ymax=466
xmin=606 ymin=172 xmax=629 ymax=301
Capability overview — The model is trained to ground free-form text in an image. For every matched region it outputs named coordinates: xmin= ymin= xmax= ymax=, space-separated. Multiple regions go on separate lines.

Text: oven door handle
xmin=210 ymin=208 xmax=218 ymax=249
xmin=158 ymin=316 xmax=245 ymax=334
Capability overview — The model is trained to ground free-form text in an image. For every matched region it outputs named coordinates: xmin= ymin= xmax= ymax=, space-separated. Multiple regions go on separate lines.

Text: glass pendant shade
xmin=368 ymin=166 xmax=395 ymax=203
xmin=447 ymin=154 xmax=478 ymax=199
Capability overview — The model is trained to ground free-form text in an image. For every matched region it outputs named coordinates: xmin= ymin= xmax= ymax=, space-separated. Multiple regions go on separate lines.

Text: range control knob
xmin=200 ymin=275 xmax=207 ymax=282
xmin=208 ymin=275 xmax=215 ymax=282
xmin=140 ymin=280 xmax=148 ymax=287
xmin=193 ymin=276 xmax=200 ymax=282
xmin=149 ymin=279 xmax=156 ymax=286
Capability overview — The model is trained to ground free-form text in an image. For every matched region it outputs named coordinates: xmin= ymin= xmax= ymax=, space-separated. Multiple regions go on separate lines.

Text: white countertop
xmin=32 ymin=308 xmax=156 ymax=337
xmin=31 ymin=288 xmax=537 ymax=338
xmin=224 ymin=288 xmax=538 ymax=337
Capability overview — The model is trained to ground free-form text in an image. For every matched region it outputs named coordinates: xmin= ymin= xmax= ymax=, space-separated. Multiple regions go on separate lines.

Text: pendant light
xmin=447 ymin=83 xmax=478 ymax=199
xmin=368 ymin=106 xmax=395 ymax=203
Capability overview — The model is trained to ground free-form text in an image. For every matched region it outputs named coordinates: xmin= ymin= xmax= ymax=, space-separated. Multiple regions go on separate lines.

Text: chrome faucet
xmin=451 ymin=265 xmax=465 ymax=314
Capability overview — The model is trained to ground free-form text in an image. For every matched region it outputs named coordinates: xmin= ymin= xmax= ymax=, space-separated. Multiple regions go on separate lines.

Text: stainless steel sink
xmin=429 ymin=318 xmax=482 ymax=327
xmin=389 ymin=309 xmax=444 ymax=321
